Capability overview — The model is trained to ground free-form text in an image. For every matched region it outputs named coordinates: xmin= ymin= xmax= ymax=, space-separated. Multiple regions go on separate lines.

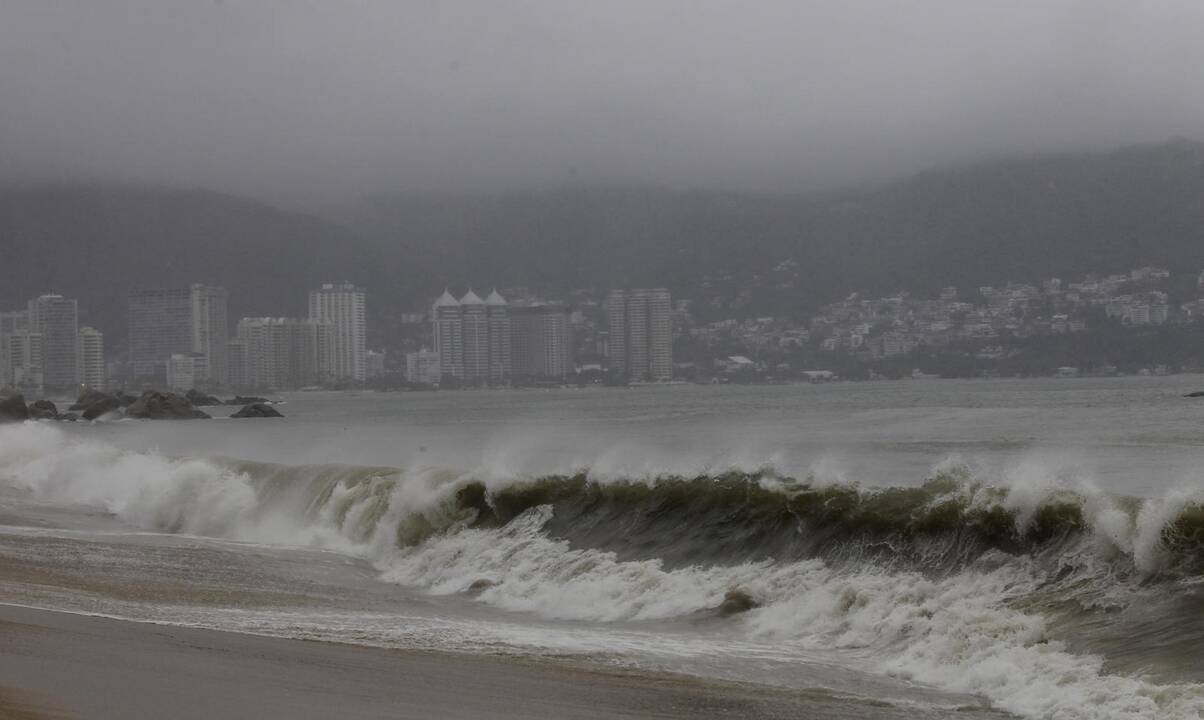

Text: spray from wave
xmin=1 ymin=422 xmax=1202 ymax=720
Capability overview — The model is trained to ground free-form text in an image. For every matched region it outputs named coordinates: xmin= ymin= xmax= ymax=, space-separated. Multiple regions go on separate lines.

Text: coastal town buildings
xmin=308 ymin=283 xmax=367 ymax=383
xmin=128 ymin=285 xmax=227 ymax=386
xmin=605 ymin=288 xmax=672 ymax=381
xmin=27 ymin=294 xmax=78 ymax=392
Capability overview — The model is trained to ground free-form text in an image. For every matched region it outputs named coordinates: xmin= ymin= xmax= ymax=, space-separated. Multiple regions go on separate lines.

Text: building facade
xmin=510 ymin=301 xmax=572 ymax=381
xmin=237 ymin=317 xmax=330 ymax=390
xmin=190 ymin=285 xmax=229 ymax=386
xmin=308 ymin=283 xmax=366 ymax=382
xmin=405 ymin=349 xmax=442 ymax=386
xmin=432 ymin=291 xmax=463 ymax=379
xmin=77 ymin=326 xmax=105 ymax=390
xmin=605 ymin=288 xmax=672 ymax=381
xmin=166 ymin=353 xmax=209 ymax=391
xmin=128 ymin=285 xmax=228 ymax=386
xmin=431 ymin=289 xmax=511 ymax=385
xmin=27 ymin=295 xmax=79 ymax=391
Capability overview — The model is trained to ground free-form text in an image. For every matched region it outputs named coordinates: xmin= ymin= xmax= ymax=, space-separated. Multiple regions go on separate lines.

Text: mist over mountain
xmin=357 ymin=139 xmax=1204 ymax=313
xmin=0 ymin=185 xmax=400 ymax=348
xmin=3 ymin=140 xmax=1204 ymax=352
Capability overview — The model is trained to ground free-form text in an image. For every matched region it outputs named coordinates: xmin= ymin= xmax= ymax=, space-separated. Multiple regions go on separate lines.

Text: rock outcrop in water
xmin=185 ymin=389 xmax=224 ymax=407
xmin=28 ymin=400 xmax=58 ymax=420
xmin=0 ymin=394 xmax=29 ymax=423
xmin=81 ymin=395 xmax=123 ymax=421
xmin=125 ymin=391 xmax=210 ymax=420
xmin=466 ymin=579 xmax=497 ymax=594
xmin=717 ymin=588 xmax=760 ymax=616
xmin=227 ymin=395 xmax=270 ymax=406
xmin=70 ymin=389 xmax=110 ymax=411
xmin=230 ymin=403 xmax=283 ymax=419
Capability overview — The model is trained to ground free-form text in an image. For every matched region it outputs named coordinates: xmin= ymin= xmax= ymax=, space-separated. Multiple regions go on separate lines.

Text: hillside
xmin=356 ymin=140 xmax=1204 ymax=316
xmin=3 ymin=140 xmax=1204 ymax=353
xmin=0 ymin=184 xmax=405 ymax=348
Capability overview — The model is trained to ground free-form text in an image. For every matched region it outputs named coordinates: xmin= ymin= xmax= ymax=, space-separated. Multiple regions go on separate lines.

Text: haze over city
xmin=3 ymin=0 xmax=1204 ymax=205
xmin=4 ymin=4 xmax=1204 ymax=720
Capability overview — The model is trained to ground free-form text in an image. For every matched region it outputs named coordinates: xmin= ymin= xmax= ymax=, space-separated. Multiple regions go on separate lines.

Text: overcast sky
xmin=2 ymin=0 xmax=1202 ymax=205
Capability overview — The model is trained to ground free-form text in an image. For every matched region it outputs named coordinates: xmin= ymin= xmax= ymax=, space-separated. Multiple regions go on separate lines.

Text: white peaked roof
xmin=459 ymin=289 xmax=484 ymax=305
xmin=433 ymin=289 xmax=460 ymax=308
xmin=485 ymin=289 xmax=508 ymax=306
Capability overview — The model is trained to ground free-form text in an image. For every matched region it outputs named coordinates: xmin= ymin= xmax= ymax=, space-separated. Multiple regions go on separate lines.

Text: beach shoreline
xmin=0 ymin=603 xmax=1004 ymax=720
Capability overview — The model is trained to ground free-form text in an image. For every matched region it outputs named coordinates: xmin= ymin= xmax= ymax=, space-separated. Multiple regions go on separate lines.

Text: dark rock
xmin=1185 ymin=391 xmax=1204 ymax=397
xmin=0 ymin=394 xmax=30 ymax=423
xmin=125 ymin=390 xmax=210 ymax=420
xmin=117 ymin=393 xmax=138 ymax=407
xmin=717 ymin=589 xmax=759 ymax=616
xmin=69 ymin=389 xmax=111 ymax=411
xmin=230 ymin=402 xmax=284 ymax=419
xmin=466 ymin=579 xmax=496 ymax=594
xmin=227 ymin=395 xmax=270 ymax=406
xmin=81 ymin=396 xmax=123 ymax=421
xmin=185 ymin=388 xmax=223 ymax=406
xmin=59 ymin=412 xmax=79 ymax=422
xmin=29 ymin=399 xmax=58 ymax=420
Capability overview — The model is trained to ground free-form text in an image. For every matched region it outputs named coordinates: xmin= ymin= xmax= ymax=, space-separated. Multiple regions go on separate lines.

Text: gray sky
xmin=2 ymin=0 xmax=1202 ymax=204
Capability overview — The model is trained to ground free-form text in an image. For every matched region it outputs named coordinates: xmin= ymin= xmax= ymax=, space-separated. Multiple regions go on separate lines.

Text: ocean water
xmin=2 ymin=377 xmax=1204 ymax=719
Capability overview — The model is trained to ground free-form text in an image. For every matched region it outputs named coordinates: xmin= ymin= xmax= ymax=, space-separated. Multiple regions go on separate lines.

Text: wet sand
xmin=0 ymin=605 xmax=1012 ymax=720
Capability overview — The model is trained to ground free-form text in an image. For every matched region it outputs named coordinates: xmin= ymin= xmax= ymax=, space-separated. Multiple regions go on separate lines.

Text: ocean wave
xmin=2 ymin=421 xmax=1203 ymax=719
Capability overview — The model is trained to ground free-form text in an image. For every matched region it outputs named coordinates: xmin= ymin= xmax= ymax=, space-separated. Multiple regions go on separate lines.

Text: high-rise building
xmin=2 ymin=328 xmax=42 ymax=391
xmin=432 ymin=290 xmax=463 ymax=380
xmin=166 ymin=353 xmax=209 ymax=391
xmin=485 ymin=290 xmax=511 ymax=384
xmin=460 ymin=290 xmax=489 ymax=383
xmin=405 ymin=349 xmax=442 ymax=386
xmin=0 ymin=310 xmax=29 ymax=388
xmin=510 ymin=301 xmax=573 ymax=381
xmin=237 ymin=317 xmax=330 ymax=390
xmin=309 ymin=283 xmax=366 ymax=382
xmin=27 ymin=295 xmax=79 ymax=391
xmin=226 ymin=338 xmax=249 ymax=389
xmin=76 ymin=326 xmax=105 ymax=390
xmin=605 ymin=289 xmax=672 ymax=381
xmin=431 ymin=289 xmax=512 ymax=386
xmin=191 ymin=285 xmax=229 ymax=386
xmin=129 ymin=288 xmax=191 ymax=380
xmin=128 ymin=285 xmax=228 ymax=385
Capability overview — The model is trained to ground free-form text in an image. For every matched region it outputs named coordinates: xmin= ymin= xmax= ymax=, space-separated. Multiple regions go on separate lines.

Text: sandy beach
xmin=1 ymin=604 xmax=1000 ymax=720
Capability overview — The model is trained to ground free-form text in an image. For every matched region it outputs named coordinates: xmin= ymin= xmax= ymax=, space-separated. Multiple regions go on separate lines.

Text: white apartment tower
xmin=76 ymin=326 xmax=105 ymax=390
xmin=431 ymin=289 xmax=511 ymax=385
xmin=191 ymin=285 xmax=229 ymax=386
xmin=27 ymin=294 xmax=79 ymax=391
xmin=432 ymin=290 xmax=463 ymax=380
xmin=460 ymin=290 xmax=489 ymax=383
xmin=605 ymin=288 xmax=672 ymax=381
xmin=485 ymin=290 xmax=512 ymax=384
xmin=309 ymin=283 xmax=366 ymax=382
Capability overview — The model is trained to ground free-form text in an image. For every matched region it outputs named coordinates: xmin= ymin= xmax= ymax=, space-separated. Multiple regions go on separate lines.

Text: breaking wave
xmin=1 ymin=421 xmax=1203 ymax=719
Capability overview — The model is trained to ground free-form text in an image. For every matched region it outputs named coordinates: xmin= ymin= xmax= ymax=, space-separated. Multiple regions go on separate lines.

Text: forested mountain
xmin=4 ymin=140 xmax=1203 ymax=349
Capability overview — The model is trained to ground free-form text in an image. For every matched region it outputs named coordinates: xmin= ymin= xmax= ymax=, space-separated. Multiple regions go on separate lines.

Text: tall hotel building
xmin=76 ymin=326 xmax=106 ymax=390
xmin=510 ymin=301 xmax=572 ymax=381
xmin=308 ymin=283 xmax=366 ymax=382
xmin=0 ymin=309 xmax=40 ymax=389
xmin=605 ymin=288 xmax=672 ymax=381
xmin=431 ymin=289 xmax=510 ymax=385
xmin=236 ymin=317 xmax=330 ymax=390
xmin=27 ymin=294 xmax=79 ymax=391
xmin=128 ymin=285 xmax=228 ymax=385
